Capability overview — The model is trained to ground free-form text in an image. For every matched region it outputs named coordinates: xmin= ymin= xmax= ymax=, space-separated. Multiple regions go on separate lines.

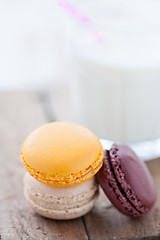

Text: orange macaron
xmin=21 ymin=122 xmax=103 ymax=187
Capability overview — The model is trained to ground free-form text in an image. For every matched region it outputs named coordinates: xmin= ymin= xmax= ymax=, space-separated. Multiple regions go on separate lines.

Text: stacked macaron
xmin=21 ymin=122 xmax=103 ymax=219
xmin=21 ymin=121 xmax=156 ymax=220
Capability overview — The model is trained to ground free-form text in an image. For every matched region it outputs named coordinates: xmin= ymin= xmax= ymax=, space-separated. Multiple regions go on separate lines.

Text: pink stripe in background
xmin=58 ymin=0 xmax=104 ymax=43
xmin=58 ymin=0 xmax=90 ymax=22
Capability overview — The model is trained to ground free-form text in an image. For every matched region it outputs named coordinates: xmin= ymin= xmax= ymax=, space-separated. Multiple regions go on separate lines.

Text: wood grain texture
xmin=1 ymin=92 xmax=160 ymax=240
xmin=0 ymin=92 xmax=87 ymax=240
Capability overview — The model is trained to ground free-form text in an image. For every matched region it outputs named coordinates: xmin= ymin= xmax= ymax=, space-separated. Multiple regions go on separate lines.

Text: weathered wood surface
xmin=0 ymin=92 xmax=87 ymax=240
xmin=0 ymin=92 xmax=160 ymax=240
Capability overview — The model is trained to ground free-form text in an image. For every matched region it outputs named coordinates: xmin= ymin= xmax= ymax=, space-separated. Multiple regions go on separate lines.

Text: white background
xmin=0 ymin=0 xmax=67 ymax=90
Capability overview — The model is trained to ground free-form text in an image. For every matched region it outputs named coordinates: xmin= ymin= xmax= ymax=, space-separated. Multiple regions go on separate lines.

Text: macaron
xmin=21 ymin=122 xmax=103 ymax=219
xmin=24 ymin=173 xmax=98 ymax=220
xmin=97 ymin=144 xmax=157 ymax=217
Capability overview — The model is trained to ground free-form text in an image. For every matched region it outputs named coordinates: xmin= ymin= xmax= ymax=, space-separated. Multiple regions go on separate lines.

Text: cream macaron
xmin=21 ymin=122 xmax=103 ymax=219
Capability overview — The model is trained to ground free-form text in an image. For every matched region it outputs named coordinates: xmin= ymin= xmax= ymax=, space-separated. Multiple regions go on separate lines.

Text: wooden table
xmin=0 ymin=92 xmax=160 ymax=240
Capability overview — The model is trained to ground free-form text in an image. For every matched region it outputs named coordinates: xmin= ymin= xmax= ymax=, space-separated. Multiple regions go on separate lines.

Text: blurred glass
xmin=65 ymin=0 xmax=160 ymax=159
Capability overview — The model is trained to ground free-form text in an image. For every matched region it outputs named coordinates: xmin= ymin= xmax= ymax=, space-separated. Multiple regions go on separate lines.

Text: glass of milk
xmin=66 ymin=0 xmax=160 ymax=160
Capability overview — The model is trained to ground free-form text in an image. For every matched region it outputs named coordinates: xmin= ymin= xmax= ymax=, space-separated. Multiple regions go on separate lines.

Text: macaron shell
xmin=24 ymin=173 xmax=98 ymax=201
xmin=117 ymin=145 xmax=157 ymax=209
xmin=109 ymin=145 xmax=149 ymax=214
xmin=97 ymin=151 xmax=140 ymax=217
xmin=24 ymin=192 xmax=98 ymax=220
xmin=97 ymin=169 xmax=134 ymax=216
xmin=97 ymin=145 xmax=157 ymax=217
xmin=21 ymin=122 xmax=103 ymax=186
xmin=24 ymin=174 xmax=99 ymax=220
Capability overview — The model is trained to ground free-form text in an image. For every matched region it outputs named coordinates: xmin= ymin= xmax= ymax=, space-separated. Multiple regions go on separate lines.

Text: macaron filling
xmin=25 ymin=188 xmax=99 ymax=211
xmin=23 ymin=173 xmax=99 ymax=219
xmin=110 ymin=145 xmax=149 ymax=214
xmin=102 ymin=147 xmax=149 ymax=216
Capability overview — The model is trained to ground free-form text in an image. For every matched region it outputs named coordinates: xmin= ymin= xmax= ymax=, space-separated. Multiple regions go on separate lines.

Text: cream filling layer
xmin=24 ymin=173 xmax=99 ymax=210
xmin=25 ymin=189 xmax=99 ymax=211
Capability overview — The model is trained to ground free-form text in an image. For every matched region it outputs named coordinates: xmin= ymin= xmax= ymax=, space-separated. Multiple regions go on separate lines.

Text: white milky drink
xmin=67 ymin=0 xmax=160 ymax=144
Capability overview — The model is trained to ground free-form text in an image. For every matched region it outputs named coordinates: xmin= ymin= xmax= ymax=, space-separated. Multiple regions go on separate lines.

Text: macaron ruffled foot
xmin=21 ymin=122 xmax=103 ymax=220
xmin=24 ymin=173 xmax=99 ymax=220
xmin=97 ymin=144 xmax=157 ymax=217
xmin=20 ymin=122 xmax=156 ymax=219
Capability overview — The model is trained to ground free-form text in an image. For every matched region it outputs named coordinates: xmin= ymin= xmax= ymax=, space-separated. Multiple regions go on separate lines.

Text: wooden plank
xmin=1 ymin=91 xmax=160 ymax=240
xmin=83 ymin=158 xmax=160 ymax=240
xmin=0 ymin=92 xmax=88 ymax=240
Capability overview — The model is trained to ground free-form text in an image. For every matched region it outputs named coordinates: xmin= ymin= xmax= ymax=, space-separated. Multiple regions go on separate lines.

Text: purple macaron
xmin=97 ymin=144 xmax=157 ymax=217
